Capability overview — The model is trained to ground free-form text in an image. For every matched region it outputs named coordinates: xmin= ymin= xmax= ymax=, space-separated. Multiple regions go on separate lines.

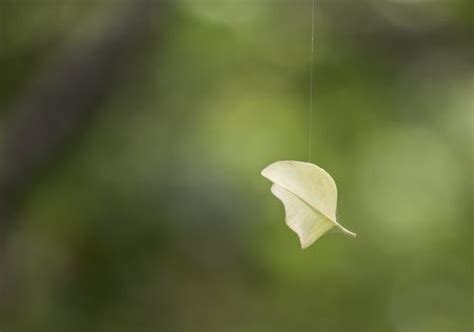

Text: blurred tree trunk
xmin=0 ymin=0 xmax=168 ymax=292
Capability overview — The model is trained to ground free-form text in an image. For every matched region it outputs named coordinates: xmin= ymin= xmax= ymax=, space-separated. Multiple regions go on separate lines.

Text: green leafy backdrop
xmin=0 ymin=0 xmax=472 ymax=331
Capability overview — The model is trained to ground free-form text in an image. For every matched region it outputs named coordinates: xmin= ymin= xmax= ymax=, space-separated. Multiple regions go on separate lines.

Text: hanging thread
xmin=308 ymin=0 xmax=315 ymax=162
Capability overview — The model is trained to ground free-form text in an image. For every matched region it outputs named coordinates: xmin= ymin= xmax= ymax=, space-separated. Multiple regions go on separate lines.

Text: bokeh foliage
xmin=0 ymin=0 xmax=472 ymax=331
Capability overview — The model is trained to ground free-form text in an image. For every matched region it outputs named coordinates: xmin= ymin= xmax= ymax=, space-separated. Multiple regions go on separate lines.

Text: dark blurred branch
xmin=0 ymin=0 xmax=167 ymax=288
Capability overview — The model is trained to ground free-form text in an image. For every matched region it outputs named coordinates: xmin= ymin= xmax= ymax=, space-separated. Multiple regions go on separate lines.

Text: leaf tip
xmin=298 ymin=236 xmax=314 ymax=250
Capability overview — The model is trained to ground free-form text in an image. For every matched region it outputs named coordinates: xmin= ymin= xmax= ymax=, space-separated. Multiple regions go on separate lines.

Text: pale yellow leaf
xmin=262 ymin=160 xmax=356 ymax=248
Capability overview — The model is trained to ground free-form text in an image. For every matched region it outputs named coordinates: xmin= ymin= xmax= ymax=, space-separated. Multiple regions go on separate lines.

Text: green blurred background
xmin=0 ymin=0 xmax=472 ymax=331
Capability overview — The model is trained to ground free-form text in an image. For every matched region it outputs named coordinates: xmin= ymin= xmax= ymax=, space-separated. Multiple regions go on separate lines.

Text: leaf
xmin=261 ymin=160 xmax=356 ymax=249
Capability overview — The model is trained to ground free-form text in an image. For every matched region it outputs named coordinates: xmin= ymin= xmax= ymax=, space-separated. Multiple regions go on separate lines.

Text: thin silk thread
xmin=308 ymin=0 xmax=315 ymax=162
